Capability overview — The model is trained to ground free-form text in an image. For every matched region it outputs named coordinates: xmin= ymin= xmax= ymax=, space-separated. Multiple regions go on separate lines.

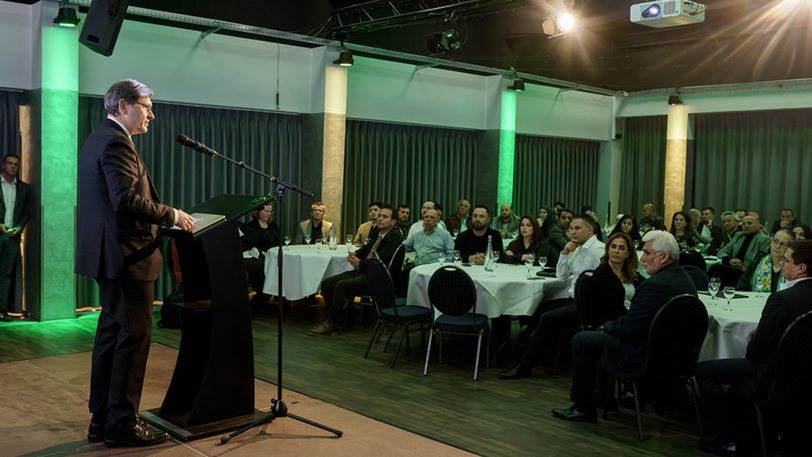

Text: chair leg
xmin=473 ymin=331 xmax=483 ymax=381
xmin=438 ymin=332 xmax=443 ymax=364
xmin=485 ymin=328 xmax=490 ymax=369
xmin=603 ymin=376 xmax=615 ymax=420
xmin=754 ymin=400 xmax=767 ymax=457
xmin=390 ymin=324 xmax=409 ymax=368
xmin=404 ymin=325 xmax=411 ymax=355
xmin=423 ymin=330 xmax=434 ymax=376
xmin=633 ymin=382 xmax=645 ymax=441
xmin=690 ymin=376 xmax=704 ymax=437
xmin=364 ymin=319 xmax=382 ymax=359
xmin=382 ymin=323 xmax=397 ymax=353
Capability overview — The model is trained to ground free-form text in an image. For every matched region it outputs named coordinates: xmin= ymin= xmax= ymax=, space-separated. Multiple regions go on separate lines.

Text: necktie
xmin=366 ymin=235 xmax=383 ymax=260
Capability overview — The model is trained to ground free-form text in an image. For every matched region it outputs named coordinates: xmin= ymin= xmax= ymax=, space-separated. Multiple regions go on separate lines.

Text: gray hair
xmin=688 ymin=208 xmax=701 ymax=218
xmin=721 ymin=210 xmax=739 ymax=221
xmin=642 ymin=230 xmax=680 ymax=261
xmin=103 ymin=79 xmax=153 ymax=115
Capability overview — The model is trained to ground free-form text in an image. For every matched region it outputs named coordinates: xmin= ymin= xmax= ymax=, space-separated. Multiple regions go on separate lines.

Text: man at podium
xmin=76 ymin=79 xmax=195 ymax=448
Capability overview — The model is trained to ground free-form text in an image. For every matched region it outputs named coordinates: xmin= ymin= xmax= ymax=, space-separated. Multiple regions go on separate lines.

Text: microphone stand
xmin=194 ymin=147 xmax=343 ymax=443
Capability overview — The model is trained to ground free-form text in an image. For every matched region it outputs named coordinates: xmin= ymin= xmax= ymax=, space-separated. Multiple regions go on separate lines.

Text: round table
xmin=406 ymin=262 xmax=569 ymax=318
xmin=698 ymin=291 xmax=767 ymax=361
xmin=262 ymin=244 xmax=354 ymax=300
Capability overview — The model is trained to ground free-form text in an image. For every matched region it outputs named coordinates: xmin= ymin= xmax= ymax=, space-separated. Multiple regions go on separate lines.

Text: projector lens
xmin=642 ymin=4 xmax=661 ymax=18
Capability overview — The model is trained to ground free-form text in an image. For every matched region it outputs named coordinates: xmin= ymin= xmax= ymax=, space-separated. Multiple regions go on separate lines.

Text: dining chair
xmin=423 ymin=265 xmax=489 ymax=381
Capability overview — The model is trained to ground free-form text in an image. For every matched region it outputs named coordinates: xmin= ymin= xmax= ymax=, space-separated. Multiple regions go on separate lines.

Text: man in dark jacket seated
xmin=694 ymin=239 xmax=812 ymax=455
xmin=551 ymin=230 xmax=698 ymax=422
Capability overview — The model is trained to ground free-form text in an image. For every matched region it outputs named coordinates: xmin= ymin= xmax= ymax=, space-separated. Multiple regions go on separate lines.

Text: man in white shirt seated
xmin=500 ymin=213 xmax=605 ymax=379
xmin=407 ymin=200 xmax=447 ymax=238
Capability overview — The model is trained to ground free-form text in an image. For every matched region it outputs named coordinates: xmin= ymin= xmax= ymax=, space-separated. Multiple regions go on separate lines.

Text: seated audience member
xmin=710 ymin=214 xmax=771 ymax=287
xmin=491 ymin=203 xmax=520 ymax=238
xmin=537 ymin=206 xmax=554 ymax=235
xmin=639 ymin=203 xmax=666 ymax=234
xmin=689 ymin=208 xmax=712 ymax=244
xmin=402 ymin=208 xmax=454 ymax=266
xmin=503 ymin=216 xmax=559 ymax=267
xmin=454 ymin=205 xmax=503 ymax=264
xmin=295 ymin=201 xmax=333 ymax=244
xmin=551 ymin=231 xmax=697 ymax=422
xmin=707 ymin=211 xmax=740 ymax=256
xmin=609 ymin=214 xmax=643 ymax=248
xmin=553 ymin=201 xmax=566 ymax=218
xmin=408 ymin=200 xmax=447 ymax=237
xmin=499 ymin=214 xmax=604 ymax=379
xmin=694 ymin=240 xmax=812 ymax=455
xmin=700 ymin=207 xmax=722 ymax=243
xmin=670 ymin=211 xmax=701 ymax=250
xmin=353 ymin=201 xmax=382 ymax=246
xmin=583 ymin=208 xmax=604 ymax=242
xmin=241 ymin=203 xmax=281 ymax=312
xmin=309 ymin=205 xmax=402 ymax=336
xmin=735 ymin=208 xmax=748 ymax=228
xmin=547 ymin=208 xmax=574 ymax=252
xmin=396 ymin=203 xmax=410 ymax=238
xmin=769 ymin=208 xmax=798 ymax=235
xmin=445 ymin=199 xmax=470 ymax=235
xmin=746 ymin=229 xmax=793 ymax=293
xmin=792 ymin=223 xmax=812 ymax=240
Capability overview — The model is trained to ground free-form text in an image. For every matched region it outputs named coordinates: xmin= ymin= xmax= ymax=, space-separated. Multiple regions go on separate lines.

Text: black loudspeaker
xmin=79 ymin=0 xmax=130 ymax=57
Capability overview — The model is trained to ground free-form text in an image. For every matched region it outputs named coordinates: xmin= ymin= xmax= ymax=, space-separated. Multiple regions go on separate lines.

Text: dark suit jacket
xmin=454 ymin=228 xmax=503 ymax=262
xmin=746 ymin=279 xmax=812 ymax=392
xmin=580 ymin=263 xmax=631 ymax=330
xmin=547 ymin=224 xmax=570 ymax=252
xmin=76 ymin=119 xmax=175 ymax=281
xmin=600 ymin=263 xmax=698 ymax=377
xmin=355 ymin=226 xmax=402 ymax=271
xmin=0 ymin=178 xmax=30 ymax=244
xmin=240 ymin=218 xmax=281 ymax=253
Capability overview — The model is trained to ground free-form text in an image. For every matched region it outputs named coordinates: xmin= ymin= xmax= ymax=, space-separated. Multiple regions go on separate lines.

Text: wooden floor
xmin=0 ymin=305 xmax=795 ymax=457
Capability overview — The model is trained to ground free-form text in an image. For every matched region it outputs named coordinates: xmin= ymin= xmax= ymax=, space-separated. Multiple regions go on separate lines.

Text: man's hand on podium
xmin=176 ymin=210 xmax=195 ymax=232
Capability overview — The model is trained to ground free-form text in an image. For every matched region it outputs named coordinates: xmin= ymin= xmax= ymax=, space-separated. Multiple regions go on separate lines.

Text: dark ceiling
xmin=26 ymin=0 xmax=812 ymax=92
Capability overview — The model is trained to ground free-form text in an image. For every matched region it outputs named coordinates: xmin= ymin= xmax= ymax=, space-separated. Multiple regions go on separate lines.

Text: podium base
xmin=140 ymin=408 xmax=268 ymax=441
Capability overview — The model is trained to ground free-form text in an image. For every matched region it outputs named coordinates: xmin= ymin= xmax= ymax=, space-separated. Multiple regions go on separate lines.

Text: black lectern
xmin=141 ymin=194 xmax=271 ymax=440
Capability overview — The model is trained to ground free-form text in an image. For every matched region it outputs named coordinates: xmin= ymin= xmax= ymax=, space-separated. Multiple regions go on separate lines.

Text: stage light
xmin=668 ymin=92 xmax=683 ymax=105
xmin=556 ymin=13 xmax=576 ymax=32
xmin=542 ymin=12 xmax=577 ymax=37
xmin=507 ymin=78 xmax=525 ymax=92
xmin=333 ymin=49 xmax=354 ymax=67
xmin=428 ymin=28 xmax=461 ymax=54
xmin=53 ymin=1 xmax=80 ymax=28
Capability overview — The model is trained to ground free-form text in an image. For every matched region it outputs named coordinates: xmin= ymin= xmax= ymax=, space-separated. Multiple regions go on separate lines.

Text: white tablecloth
xmin=406 ymin=263 xmax=569 ymax=318
xmin=698 ymin=291 xmax=767 ymax=361
xmin=263 ymin=244 xmax=354 ymax=300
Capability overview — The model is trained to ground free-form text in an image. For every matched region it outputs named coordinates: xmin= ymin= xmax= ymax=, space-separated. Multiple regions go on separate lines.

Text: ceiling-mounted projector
xmin=630 ymin=1 xmax=706 ymax=28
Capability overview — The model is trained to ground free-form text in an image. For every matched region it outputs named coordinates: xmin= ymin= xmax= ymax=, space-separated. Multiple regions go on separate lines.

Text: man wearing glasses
xmin=77 ymin=79 xmax=195 ymax=448
xmin=694 ymin=239 xmax=812 ymax=455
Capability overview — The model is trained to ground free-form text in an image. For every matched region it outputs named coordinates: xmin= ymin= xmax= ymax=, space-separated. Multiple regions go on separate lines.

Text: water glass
xmin=723 ymin=286 xmax=735 ymax=311
xmin=345 ymin=234 xmax=353 ymax=245
xmin=538 ymin=256 xmax=547 ymax=271
xmin=453 ymin=250 xmax=461 ymax=264
xmin=438 ymin=253 xmax=446 ymax=266
xmin=304 ymin=235 xmax=311 ymax=244
xmin=453 ymin=228 xmax=460 ymax=238
xmin=524 ymin=253 xmax=535 ymax=278
xmin=708 ymin=277 xmax=721 ymax=303
xmin=283 ymin=235 xmax=291 ymax=246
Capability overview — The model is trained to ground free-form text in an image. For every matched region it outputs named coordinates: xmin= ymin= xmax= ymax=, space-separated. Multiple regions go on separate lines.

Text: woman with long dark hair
xmin=503 ymin=216 xmax=559 ymax=266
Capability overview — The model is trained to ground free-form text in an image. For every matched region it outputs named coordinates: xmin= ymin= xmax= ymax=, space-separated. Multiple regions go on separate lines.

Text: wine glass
xmin=283 ymin=235 xmax=291 ymax=246
xmin=708 ymin=277 xmax=721 ymax=304
xmin=304 ymin=234 xmax=311 ymax=245
xmin=438 ymin=252 xmax=446 ymax=266
xmin=524 ymin=253 xmax=535 ymax=278
xmin=453 ymin=250 xmax=461 ymax=264
xmin=453 ymin=228 xmax=460 ymax=238
xmin=493 ymin=251 xmax=501 ymax=265
xmin=345 ymin=234 xmax=353 ymax=250
xmin=538 ymin=255 xmax=547 ymax=271
xmin=723 ymin=286 xmax=735 ymax=311
xmin=317 ymin=235 xmax=324 ymax=252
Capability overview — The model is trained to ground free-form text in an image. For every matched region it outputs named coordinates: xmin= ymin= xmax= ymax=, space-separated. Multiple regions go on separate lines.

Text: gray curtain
xmin=619 ymin=116 xmax=667 ymax=217
xmin=0 ymin=90 xmax=21 ymax=156
xmin=512 ymin=135 xmax=600 ymax=218
xmin=693 ymin=109 xmax=812 ymax=227
xmin=342 ymin=119 xmax=477 ymax=235
xmin=77 ymin=97 xmax=302 ymax=306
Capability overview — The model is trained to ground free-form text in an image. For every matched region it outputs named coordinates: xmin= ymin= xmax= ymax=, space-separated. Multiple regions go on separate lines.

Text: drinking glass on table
xmin=438 ymin=252 xmax=446 ymax=266
xmin=723 ymin=286 xmax=735 ymax=311
xmin=304 ymin=234 xmax=311 ymax=244
xmin=538 ymin=255 xmax=547 ymax=271
xmin=453 ymin=228 xmax=460 ymax=238
xmin=284 ymin=235 xmax=291 ymax=246
xmin=524 ymin=253 xmax=535 ymax=279
xmin=453 ymin=250 xmax=461 ymax=264
xmin=708 ymin=277 xmax=721 ymax=304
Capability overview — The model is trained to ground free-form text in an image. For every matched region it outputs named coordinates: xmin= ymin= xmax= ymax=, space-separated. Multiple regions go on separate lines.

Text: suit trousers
xmin=569 ymin=330 xmax=610 ymax=412
xmin=694 ymin=358 xmax=758 ymax=441
xmin=0 ymin=235 xmax=19 ymax=311
xmin=89 ymin=278 xmax=154 ymax=432
xmin=320 ymin=269 xmax=368 ymax=323
xmin=518 ymin=298 xmax=577 ymax=365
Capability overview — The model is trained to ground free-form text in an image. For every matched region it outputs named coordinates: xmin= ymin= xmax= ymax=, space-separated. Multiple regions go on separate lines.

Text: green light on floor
xmin=497 ymin=91 xmax=517 ymax=206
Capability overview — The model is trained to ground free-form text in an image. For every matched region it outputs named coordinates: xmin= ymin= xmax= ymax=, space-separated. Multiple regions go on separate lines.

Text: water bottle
xmin=484 ymin=234 xmax=494 ymax=272
xmin=328 ymin=225 xmax=338 ymax=250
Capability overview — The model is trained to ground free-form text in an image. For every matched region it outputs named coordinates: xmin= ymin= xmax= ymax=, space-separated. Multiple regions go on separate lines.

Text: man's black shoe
xmin=697 ymin=438 xmax=736 ymax=456
xmin=499 ymin=363 xmax=531 ymax=380
xmin=552 ymin=404 xmax=598 ymax=423
xmin=87 ymin=417 xmax=105 ymax=443
xmin=103 ymin=423 xmax=169 ymax=448
xmin=0 ymin=313 xmax=13 ymax=322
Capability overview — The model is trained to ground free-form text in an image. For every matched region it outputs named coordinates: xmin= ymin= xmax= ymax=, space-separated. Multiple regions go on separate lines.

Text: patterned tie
xmin=366 ymin=235 xmax=383 ymax=260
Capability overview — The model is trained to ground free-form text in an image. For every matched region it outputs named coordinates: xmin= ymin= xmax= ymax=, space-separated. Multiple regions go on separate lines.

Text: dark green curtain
xmin=619 ymin=116 xmax=667 ymax=217
xmin=342 ymin=119 xmax=477 ymax=235
xmin=0 ymin=90 xmax=21 ymax=156
xmin=77 ymin=97 xmax=302 ymax=306
xmin=693 ymin=109 xmax=812 ymax=227
xmin=512 ymin=135 xmax=600 ymax=218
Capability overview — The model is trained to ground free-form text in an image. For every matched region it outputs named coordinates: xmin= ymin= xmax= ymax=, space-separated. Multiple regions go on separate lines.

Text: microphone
xmin=175 ymin=134 xmax=219 ymax=157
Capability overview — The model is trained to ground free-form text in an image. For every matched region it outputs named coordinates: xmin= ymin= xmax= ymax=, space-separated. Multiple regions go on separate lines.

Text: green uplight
xmin=497 ymin=90 xmax=517 ymax=206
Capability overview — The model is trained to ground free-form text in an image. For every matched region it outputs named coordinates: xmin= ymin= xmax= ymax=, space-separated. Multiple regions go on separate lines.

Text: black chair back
xmin=366 ymin=259 xmax=397 ymax=316
xmin=641 ymin=294 xmax=709 ymax=380
xmin=683 ymin=265 xmax=709 ymax=291
xmin=574 ymin=269 xmax=595 ymax=329
xmin=765 ymin=311 xmax=812 ymax=405
xmin=679 ymin=250 xmax=707 ymax=271
xmin=387 ymin=244 xmax=406 ymax=279
xmin=427 ymin=266 xmax=477 ymax=317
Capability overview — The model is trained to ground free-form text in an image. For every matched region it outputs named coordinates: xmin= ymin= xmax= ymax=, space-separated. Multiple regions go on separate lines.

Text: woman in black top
xmin=580 ymin=231 xmax=640 ymax=329
xmin=610 ymin=213 xmax=643 ymax=248
xmin=670 ymin=211 xmax=701 ymax=251
xmin=503 ymin=216 xmax=559 ymax=267
xmin=241 ymin=203 xmax=281 ymax=313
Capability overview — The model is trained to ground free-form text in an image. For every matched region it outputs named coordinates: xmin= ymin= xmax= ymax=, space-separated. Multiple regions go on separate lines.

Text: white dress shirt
xmin=1 ymin=174 xmax=16 ymax=228
xmin=555 ymin=235 xmax=605 ymax=298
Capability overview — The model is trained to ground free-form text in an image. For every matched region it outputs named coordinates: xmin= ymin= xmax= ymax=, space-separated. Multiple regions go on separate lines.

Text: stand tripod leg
xmin=287 ymin=412 xmax=344 ymax=437
xmin=219 ymin=411 xmax=275 ymax=444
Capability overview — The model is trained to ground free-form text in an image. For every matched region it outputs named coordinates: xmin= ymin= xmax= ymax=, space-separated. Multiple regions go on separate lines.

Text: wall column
xmin=496 ymin=89 xmax=517 ymax=206
xmin=663 ymin=105 xmax=689 ymax=227
xmin=321 ymin=65 xmax=348 ymax=236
